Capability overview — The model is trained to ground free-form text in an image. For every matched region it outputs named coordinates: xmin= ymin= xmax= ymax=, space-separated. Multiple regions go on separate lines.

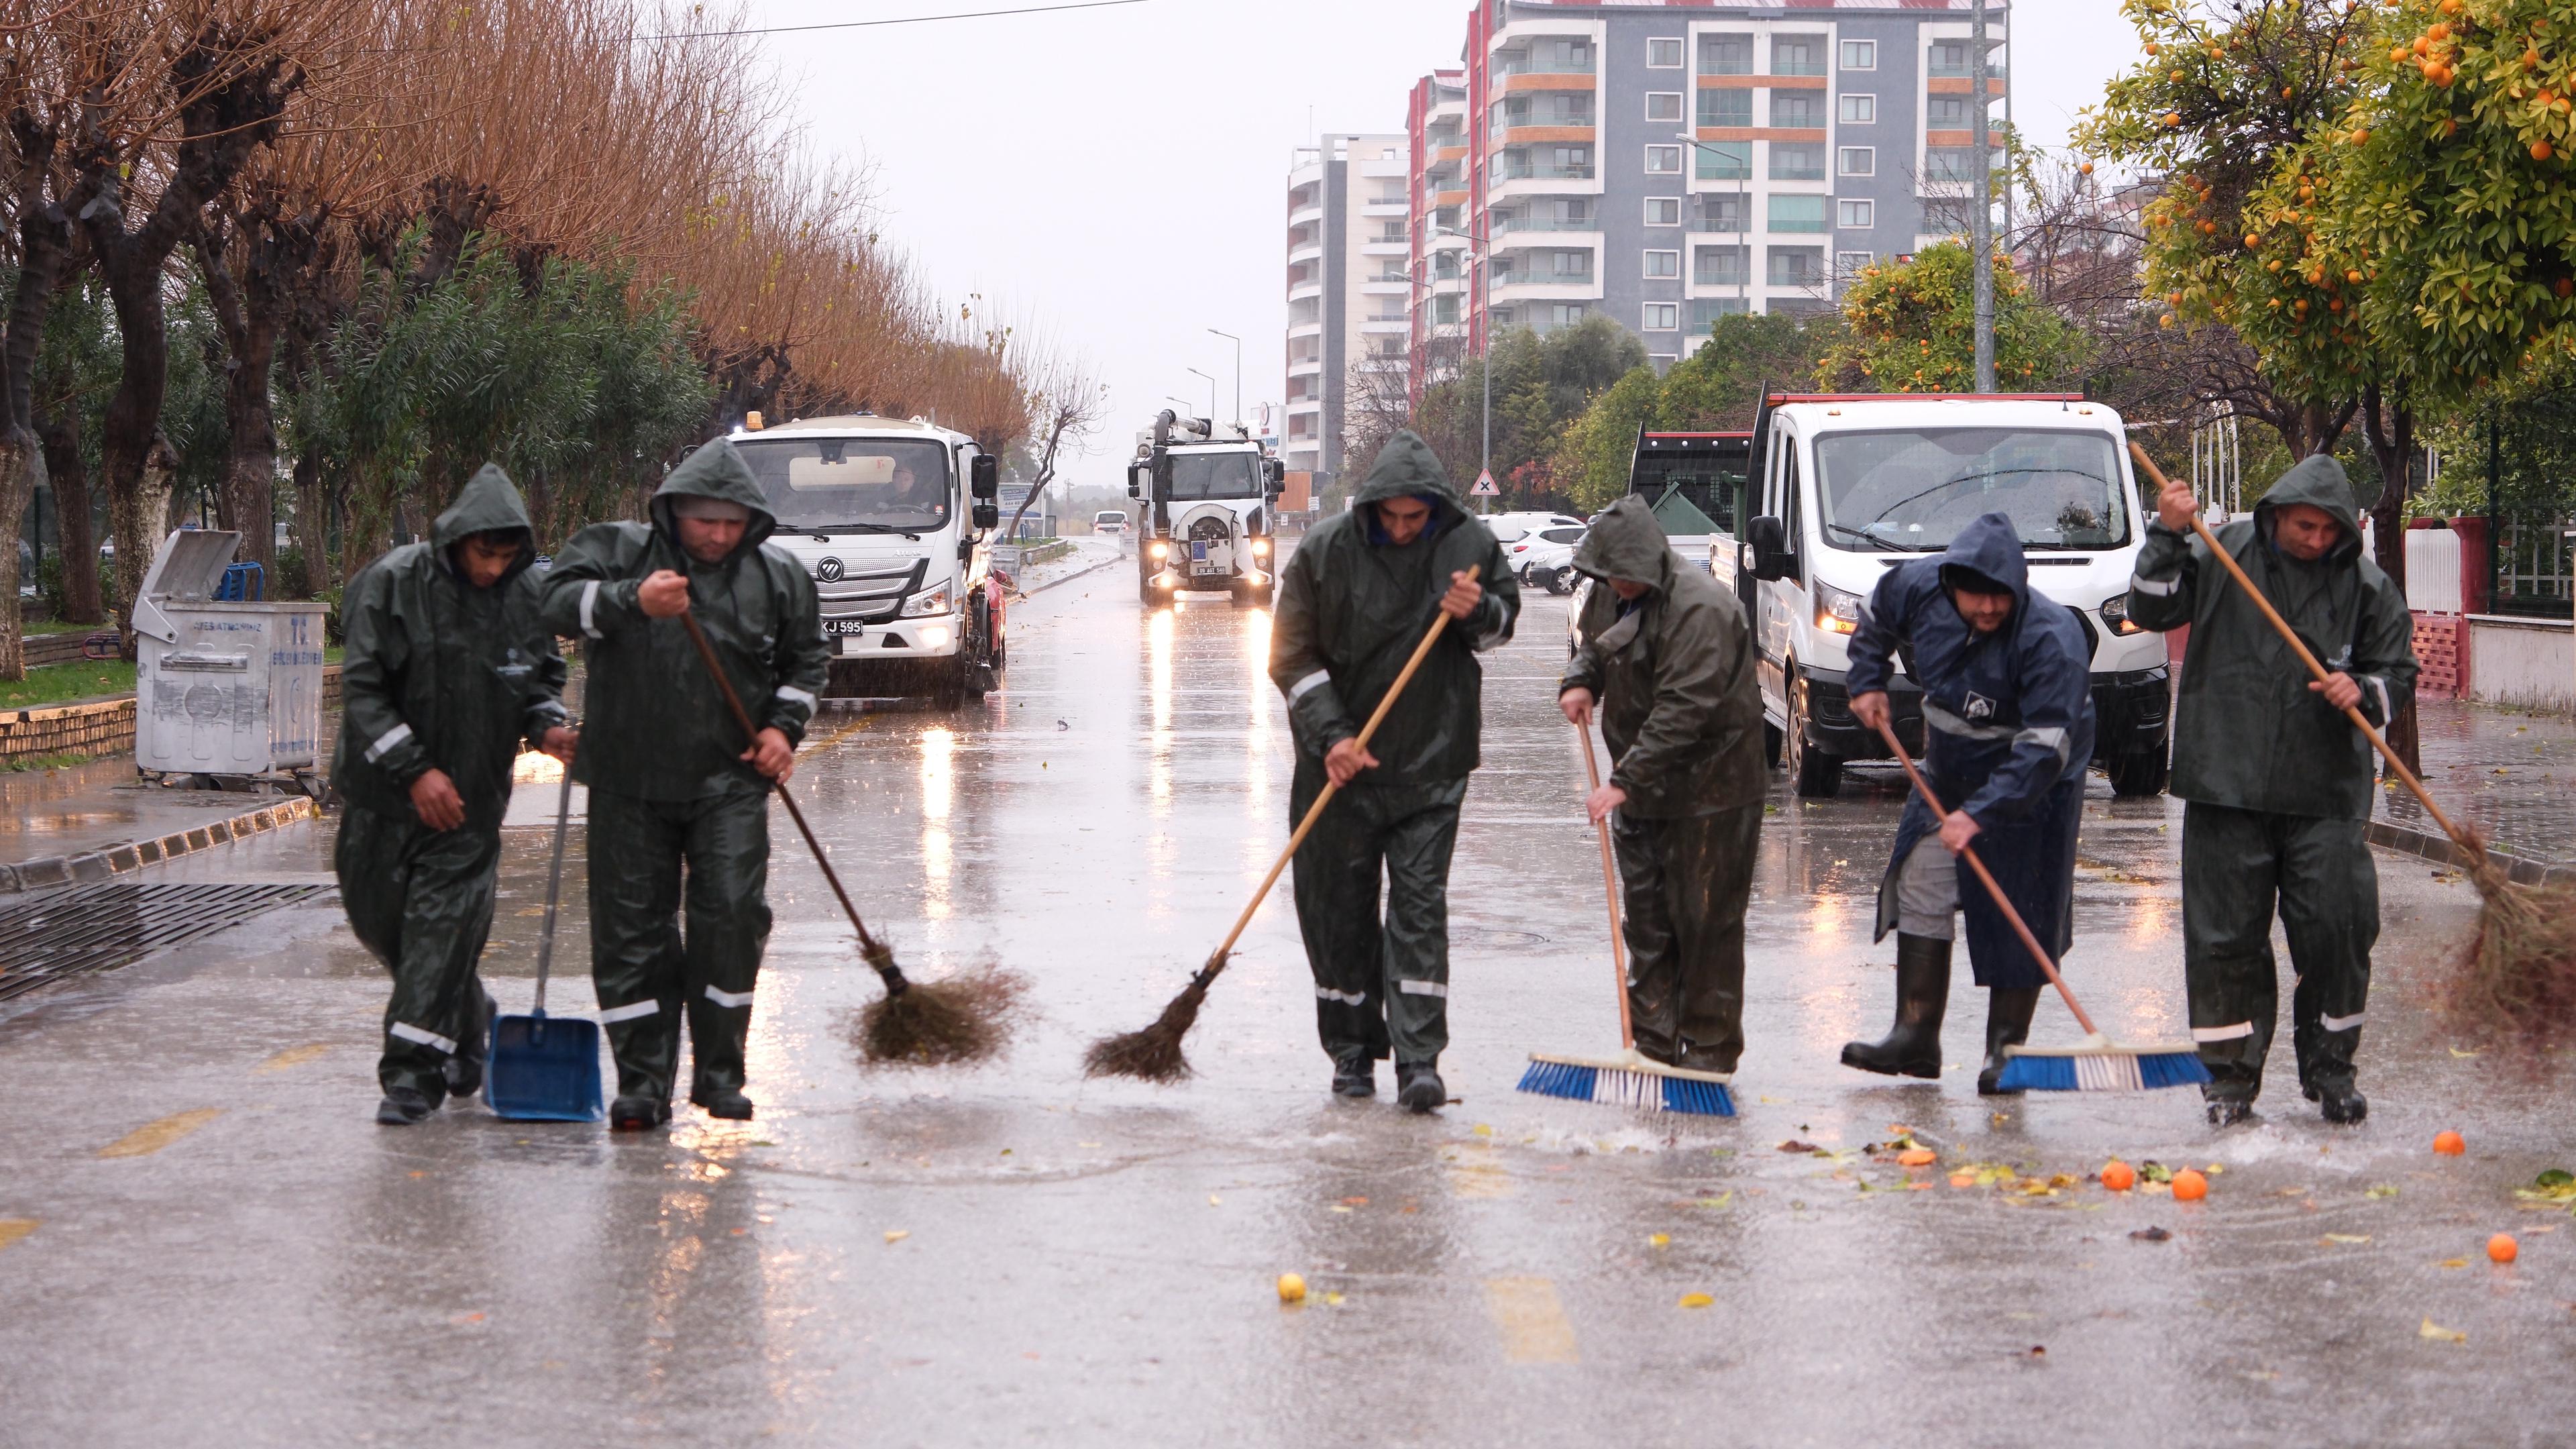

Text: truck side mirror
xmin=1746 ymin=515 xmax=1788 ymax=581
xmin=969 ymin=453 xmax=1000 ymax=501
xmin=972 ymin=502 xmax=1000 ymax=531
xmin=1265 ymin=459 xmax=1285 ymax=496
xmin=1127 ymin=464 xmax=1145 ymax=500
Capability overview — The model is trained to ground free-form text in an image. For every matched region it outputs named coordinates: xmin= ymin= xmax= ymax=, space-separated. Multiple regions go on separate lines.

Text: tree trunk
xmin=289 ymin=450 xmax=327 ymax=598
xmin=35 ymin=410 xmax=101 ymax=622
xmin=0 ymin=427 xmax=43 ymax=678
xmin=2359 ymin=382 xmax=2419 ymax=776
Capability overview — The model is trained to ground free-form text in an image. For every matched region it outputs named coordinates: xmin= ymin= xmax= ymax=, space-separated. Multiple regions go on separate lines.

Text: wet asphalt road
xmin=1 ymin=568 xmax=2571 ymax=1448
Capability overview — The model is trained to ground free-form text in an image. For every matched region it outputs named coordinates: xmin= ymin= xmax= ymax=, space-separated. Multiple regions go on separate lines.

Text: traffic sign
xmin=1470 ymin=470 xmax=1499 ymax=497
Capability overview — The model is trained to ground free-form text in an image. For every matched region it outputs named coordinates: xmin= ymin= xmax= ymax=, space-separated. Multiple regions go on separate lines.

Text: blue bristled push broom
xmin=1871 ymin=718 xmax=2208 ymax=1093
xmin=1517 ymin=722 xmax=1735 ymax=1116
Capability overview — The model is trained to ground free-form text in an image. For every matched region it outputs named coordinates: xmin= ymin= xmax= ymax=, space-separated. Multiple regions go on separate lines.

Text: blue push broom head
xmin=1994 ymin=1041 xmax=2211 ymax=1093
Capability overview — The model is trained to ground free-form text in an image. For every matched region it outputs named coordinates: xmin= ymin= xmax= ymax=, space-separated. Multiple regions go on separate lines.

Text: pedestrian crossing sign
xmin=1470 ymin=470 xmax=1499 ymax=496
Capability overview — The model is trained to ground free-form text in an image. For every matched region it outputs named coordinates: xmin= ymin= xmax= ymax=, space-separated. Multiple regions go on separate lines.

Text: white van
xmin=1717 ymin=393 xmax=2173 ymax=798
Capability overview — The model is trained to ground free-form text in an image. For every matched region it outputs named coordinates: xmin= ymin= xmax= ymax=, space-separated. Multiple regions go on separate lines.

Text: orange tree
xmin=1813 ymin=239 xmax=2084 ymax=392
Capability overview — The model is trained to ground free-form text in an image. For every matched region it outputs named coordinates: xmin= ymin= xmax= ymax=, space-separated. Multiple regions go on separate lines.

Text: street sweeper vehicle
xmin=1126 ymin=409 xmax=1285 ymax=608
xmin=727 ymin=413 xmax=1006 ymax=709
xmin=1713 ymin=392 xmax=2174 ymax=798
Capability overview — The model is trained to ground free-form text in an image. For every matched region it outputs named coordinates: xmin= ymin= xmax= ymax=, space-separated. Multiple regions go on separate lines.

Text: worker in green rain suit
xmin=2128 ymin=454 xmax=2418 ymax=1126
xmin=540 ymin=438 xmax=828 ymax=1130
xmin=335 ymin=464 xmax=574 ymax=1126
xmin=1558 ymin=496 xmax=1769 ymax=1074
xmin=1269 ymin=430 xmax=1519 ymax=1114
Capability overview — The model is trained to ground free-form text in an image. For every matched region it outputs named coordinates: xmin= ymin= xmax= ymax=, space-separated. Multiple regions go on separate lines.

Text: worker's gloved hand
xmin=1438 ymin=570 xmax=1483 ymax=621
xmin=1937 ymin=808 xmax=1982 ymax=856
xmin=2309 ymin=671 xmax=2362 ymax=711
xmin=743 ymin=727 xmax=796 ymax=782
xmin=2156 ymin=472 xmax=2198 ymax=532
xmin=1559 ymin=687 xmax=1595 ymax=726
xmin=409 ymin=769 xmax=466 ymax=833
xmin=1586 ymin=783 xmax=1626 ymax=826
xmin=1324 ymin=737 xmax=1379 ymax=788
xmin=540 ymin=726 xmax=580 ymax=763
xmin=1849 ymin=690 xmax=1891 ymax=735
xmin=638 ymin=570 xmax=692 ymax=619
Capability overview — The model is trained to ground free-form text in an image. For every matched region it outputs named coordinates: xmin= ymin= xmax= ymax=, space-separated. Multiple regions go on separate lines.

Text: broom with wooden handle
xmin=1085 ymin=567 xmax=1480 ymax=1082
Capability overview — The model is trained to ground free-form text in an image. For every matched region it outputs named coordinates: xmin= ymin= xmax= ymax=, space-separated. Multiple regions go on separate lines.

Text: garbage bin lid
xmin=137 ymin=529 xmax=241 ymax=603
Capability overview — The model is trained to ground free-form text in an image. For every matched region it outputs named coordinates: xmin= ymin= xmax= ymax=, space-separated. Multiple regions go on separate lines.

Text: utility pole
xmin=1208 ymin=328 xmax=1241 ymax=427
xmin=1481 ymin=242 xmax=1492 ymax=511
xmin=1970 ymin=0 xmax=1996 ymax=393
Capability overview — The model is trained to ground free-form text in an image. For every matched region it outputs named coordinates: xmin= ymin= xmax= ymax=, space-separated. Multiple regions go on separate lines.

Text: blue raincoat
xmin=1845 ymin=513 xmax=2096 ymax=988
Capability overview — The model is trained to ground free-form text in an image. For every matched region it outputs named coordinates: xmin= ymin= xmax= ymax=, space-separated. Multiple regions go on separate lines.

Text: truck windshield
xmin=1811 ymin=428 xmax=2127 ymax=552
xmin=732 ymin=438 xmax=951 ymax=531
xmin=1168 ymin=449 xmax=1263 ymax=500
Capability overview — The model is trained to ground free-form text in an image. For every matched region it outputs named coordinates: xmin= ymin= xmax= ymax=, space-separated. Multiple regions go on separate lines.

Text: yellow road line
xmin=98 ymin=1108 xmax=223 ymax=1159
xmin=252 ymin=1043 xmax=331 ymax=1075
xmin=1483 ymin=1277 xmax=1579 ymax=1364
xmin=0 ymin=1219 xmax=36 ymax=1252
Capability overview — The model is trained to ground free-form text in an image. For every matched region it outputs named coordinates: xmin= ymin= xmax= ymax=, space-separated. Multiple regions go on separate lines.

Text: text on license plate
xmin=823 ymin=620 xmax=866 ymax=637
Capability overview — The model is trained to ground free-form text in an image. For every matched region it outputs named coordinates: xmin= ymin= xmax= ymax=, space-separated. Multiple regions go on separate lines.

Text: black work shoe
xmin=1841 ymin=934 xmax=1951 ymax=1079
xmin=1331 ymin=1058 xmax=1376 ymax=1099
xmin=690 ymin=1087 xmax=755 ymax=1121
xmin=1395 ymin=1063 xmax=1446 ymax=1114
xmin=1976 ymin=987 xmax=2043 ymax=1096
xmin=2206 ymin=1097 xmax=2255 ymax=1128
xmin=2317 ymin=1087 xmax=2367 ymax=1124
xmin=610 ymin=1095 xmax=672 ymax=1131
xmin=376 ymin=1088 xmax=436 ymax=1126
xmin=444 ymin=988 xmax=496 ymax=1097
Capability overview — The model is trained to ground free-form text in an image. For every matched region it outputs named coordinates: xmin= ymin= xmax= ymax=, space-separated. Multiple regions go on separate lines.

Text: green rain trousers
xmin=336 ymin=807 xmax=500 ymax=1100
xmin=2182 ymin=801 xmax=2377 ymax=1102
xmin=1289 ymin=767 xmax=1468 ymax=1067
xmin=586 ymin=785 xmax=773 ymax=1103
xmin=1612 ymin=803 xmax=1763 ymax=1073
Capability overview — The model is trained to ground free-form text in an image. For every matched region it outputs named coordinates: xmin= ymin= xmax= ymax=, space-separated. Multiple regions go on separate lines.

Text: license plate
xmin=1191 ymin=563 xmax=1224 ymax=577
xmin=823 ymin=619 xmax=865 ymax=637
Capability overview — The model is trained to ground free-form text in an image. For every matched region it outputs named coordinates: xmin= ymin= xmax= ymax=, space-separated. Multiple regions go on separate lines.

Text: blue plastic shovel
xmin=485 ymin=757 xmax=604 ymax=1121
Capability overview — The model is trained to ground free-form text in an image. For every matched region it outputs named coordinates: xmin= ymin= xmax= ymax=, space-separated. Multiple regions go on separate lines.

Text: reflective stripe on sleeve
xmin=2190 ymin=1022 xmax=2255 ymax=1042
xmin=2129 ymin=574 xmax=2180 ymax=596
xmin=389 ymin=1021 xmax=458 ymax=1054
xmin=1315 ymin=986 xmax=1368 ymax=1006
xmin=598 ymin=1000 xmax=659 ymax=1024
xmin=1397 ymin=979 xmax=1449 ymax=998
xmin=2015 ymin=724 xmax=2072 ymax=768
xmin=580 ymin=580 xmax=604 ymax=639
xmin=2363 ymin=676 xmax=2390 ymax=723
xmin=704 ymin=985 xmax=755 ymax=1009
xmin=2320 ymin=1010 xmax=2365 ymax=1033
xmin=774 ymin=685 xmax=817 ymax=710
xmin=1289 ymin=669 xmax=1332 ymax=702
xmin=364 ymin=722 xmax=415 ymax=763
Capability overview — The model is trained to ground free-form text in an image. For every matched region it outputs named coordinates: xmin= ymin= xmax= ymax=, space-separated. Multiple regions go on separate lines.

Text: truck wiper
xmin=817 ymin=522 xmax=926 ymax=540
xmin=1824 ymin=521 xmax=1924 ymax=549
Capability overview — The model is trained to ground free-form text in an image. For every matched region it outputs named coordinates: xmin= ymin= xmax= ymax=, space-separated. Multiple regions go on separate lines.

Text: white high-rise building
xmin=1283 ymin=131 xmax=1409 ymax=492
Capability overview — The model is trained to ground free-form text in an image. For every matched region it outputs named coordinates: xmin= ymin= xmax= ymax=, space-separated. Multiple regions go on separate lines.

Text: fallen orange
xmin=2100 ymin=1161 xmax=2137 ymax=1192
xmin=2488 ymin=1233 xmax=2518 ymax=1264
xmin=2433 ymin=1130 xmax=2466 ymax=1156
xmin=1897 ymin=1148 xmax=1937 ymax=1168
xmin=2171 ymin=1168 xmax=2209 ymax=1202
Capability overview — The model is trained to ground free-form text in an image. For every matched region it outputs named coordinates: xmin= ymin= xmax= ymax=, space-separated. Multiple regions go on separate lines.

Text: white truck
xmin=1126 ymin=410 xmax=1285 ymax=607
xmin=1718 ymin=392 xmax=2174 ymax=798
xmin=727 ymin=412 xmax=1007 ymax=709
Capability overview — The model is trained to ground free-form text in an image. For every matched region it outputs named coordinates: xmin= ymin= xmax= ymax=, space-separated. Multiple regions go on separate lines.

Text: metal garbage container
xmin=131 ymin=529 xmax=329 ymax=792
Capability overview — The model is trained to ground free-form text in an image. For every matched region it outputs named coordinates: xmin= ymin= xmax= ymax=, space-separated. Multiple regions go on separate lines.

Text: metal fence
xmin=2491 ymin=512 xmax=2575 ymax=618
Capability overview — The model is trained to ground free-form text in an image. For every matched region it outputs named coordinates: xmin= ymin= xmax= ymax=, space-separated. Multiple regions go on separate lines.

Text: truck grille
xmin=814 ymin=557 xmax=928 ymax=625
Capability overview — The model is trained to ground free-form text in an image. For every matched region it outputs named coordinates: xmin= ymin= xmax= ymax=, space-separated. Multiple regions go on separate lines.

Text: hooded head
xmin=653 ymin=437 xmax=777 ymax=566
xmin=1569 ymin=495 xmax=1671 ymax=598
xmin=1352 ymin=431 xmax=1466 ymax=545
xmin=2253 ymin=453 xmax=2362 ymax=564
xmin=433 ymin=463 xmax=537 ymax=589
xmin=1935 ymin=511 xmax=2030 ymax=634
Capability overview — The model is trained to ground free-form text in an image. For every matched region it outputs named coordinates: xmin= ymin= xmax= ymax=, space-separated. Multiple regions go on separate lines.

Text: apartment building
xmin=1403 ymin=0 xmax=2007 ymax=374
xmin=1283 ymin=131 xmax=1410 ymax=487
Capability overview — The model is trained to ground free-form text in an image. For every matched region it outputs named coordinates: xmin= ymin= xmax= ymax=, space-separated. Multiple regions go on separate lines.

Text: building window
xmin=1928 ymin=95 xmax=1975 ymax=129
xmin=1692 ymin=297 xmax=1750 ymax=331
xmin=1644 ymin=197 xmax=1682 ymax=227
xmin=1697 ymin=89 xmax=1752 ymax=129
xmin=1839 ymin=146 xmax=1876 ymax=177
xmin=1770 ymin=92 xmax=1822 ymax=129
xmin=1925 ymin=148 xmax=1998 ymax=182
xmin=1643 ymin=303 xmax=1680 ymax=331
xmin=1694 ymin=139 xmax=1751 ymax=180
xmin=1699 ymin=34 xmax=1754 ymax=76
xmin=1542 ymin=303 xmax=1591 ymax=329
xmin=1768 ymin=246 xmax=1825 ymax=287
xmin=1839 ymin=93 xmax=1876 ymax=125
xmin=1644 ymin=144 xmax=1682 ymax=174
xmin=1770 ymin=142 xmax=1826 ymax=180
xmin=1837 ymin=251 xmax=1877 ymax=280
xmin=1648 ymin=37 xmax=1684 ymax=68
xmin=1381 ymin=147 xmax=1398 ymax=160
xmin=1841 ymin=39 xmax=1877 ymax=70
xmin=1837 ymin=199 xmax=1875 ymax=229
xmin=1922 ymin=196 xmax=1972 ymax=233
xmin=1695 ymin=245 xmax=1750 ymax=286
xmin=1929 ymin=40 xmax=1983 ymax=78
xmin=1288 ymin=413 xmax=1318 ymax=439
xmin=1646 ymin=92 xmax=1683 ymax=124
xmin=1769 ymin=195 xmax=1830 ymax=233
xmin=1694 ymin=194 xmax=1748 ymax=233
xmin=1773 ymin=36 xmax=1826 ymax=77
xmin=1552 ymin=249 xmax=1593 ymax=279
xmin=1433 ymin=294 xmax=1460 ymax=325
xmin=1644 ymin=250 xmax=1680 ymax=279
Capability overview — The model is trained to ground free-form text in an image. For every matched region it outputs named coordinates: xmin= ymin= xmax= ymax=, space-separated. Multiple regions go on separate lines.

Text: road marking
xmin=1483 ymin=1277 xmax=1578 ymax=1364
xmin=1445 ymin=1142 xmax=1513 ymax=1199
xmin=98 ymin=1109 xmax=223 ymax=1158
xmin=0 ymin=1219 xmax=35 ymax=1252
xmin=252 ymin=1043 xmax=331 ymax=1074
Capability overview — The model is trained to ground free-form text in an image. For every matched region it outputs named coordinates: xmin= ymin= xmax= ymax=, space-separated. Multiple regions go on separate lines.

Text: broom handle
xmin=678 ymin=610 xmax=890 ymax=964
xmin=1205 ymin=565 xmax=1483 ymax=972
xmin=533 ymin=748 xmax=577 ymax=1016
xmin=1873 ymin=718 xmax=2099 ymax=1037
xmin=2128 ymin=443 xmax=2478 ymax=861
xmin=1576 ymin=723 xmax=1634 ymax=1051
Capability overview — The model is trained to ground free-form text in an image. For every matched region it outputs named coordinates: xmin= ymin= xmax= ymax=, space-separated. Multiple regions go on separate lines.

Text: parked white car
xmin=1482 ymin=511 xmax=1585 ymax=545
xmin=1093 ymin=510 xmax=1131 ymax=552
xmin=1507 ymin=523 xmax=1586 ymax=594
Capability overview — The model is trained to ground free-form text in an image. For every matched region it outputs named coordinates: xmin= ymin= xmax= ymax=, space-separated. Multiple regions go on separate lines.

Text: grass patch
xmin=0 ymin=659 xmax=137 ymax=710
xmin=1 ymin=749 xmax=107 ymax=773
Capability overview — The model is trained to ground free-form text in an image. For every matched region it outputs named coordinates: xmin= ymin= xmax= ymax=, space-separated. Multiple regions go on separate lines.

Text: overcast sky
xmin=739 ymin=0 xmax=2135 ymax=481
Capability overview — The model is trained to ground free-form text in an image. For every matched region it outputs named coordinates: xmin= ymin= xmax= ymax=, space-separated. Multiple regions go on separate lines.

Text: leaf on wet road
xmin=883 ymin=1230 xmax=909 ymax=1244
xmin=2366 ymin=1184 xmax=2400 ymax=1199
xmin=2419 ymin=1318 xmax=2467 ymax=1344
xmin=2436 ymin=1258 xmax=2470 ymax=1269
xmin=2322 ymin=1234 xmax=2372 ymax=1245
xmin=1677 ymin=1293 xmax=1714 ymax=1309
xmin=2129 ymin=1226 xmax=2171 ymax=1242
xmin=1777 ymin=1140 xmax=1820 ymax=1153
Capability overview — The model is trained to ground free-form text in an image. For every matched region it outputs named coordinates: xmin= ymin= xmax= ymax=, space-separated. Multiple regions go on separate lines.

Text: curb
xmin=1018 ymin=554 xmax=1124 ymax=599
xmin=1 ymin=795 xmax=321 ymax=894
xmin=2367 ymin=816 xmax=2576 ymax=887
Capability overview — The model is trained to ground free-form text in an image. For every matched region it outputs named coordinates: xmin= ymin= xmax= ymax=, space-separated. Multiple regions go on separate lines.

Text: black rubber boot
xmin=1976 ymin=987 xmax=2043 ymax=1095
xmin=610 ymin=1094 xmax=672 ymax=1131
xmin=2314 ymin=1085 xmax=2367 ymax=1124
xmin=690 ymin=1086 xmax=755 ymax=1121
xmin=1395 ymin=1061 xmax=1446 ymax=1114
xmin=444 ymin=986 xmax=497 ymax=1099
xmin=1331 ymin=1055 xmax=1377 ymax=1099
xmin=1839 ymin=934 xmax=1950 ymax=1079
xmin=375 ymin=1088 xmax=436 ymax=1126
xmin=2206 ymin=1095 xmax=2255 ymax=1128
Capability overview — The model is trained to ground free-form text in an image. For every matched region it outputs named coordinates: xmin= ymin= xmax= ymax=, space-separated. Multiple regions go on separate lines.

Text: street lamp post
xmin=1970 ymin=0 xmax=1996 ymax=392
xmin=1438 ymin=223 xmax=1495 ymax=507
xmin=1208 ymin=329 xmax=1241 ymax=427
xmin=1185 ymin=367 xmax=1218 ymax=425
xmin=1676 ymin=133 xmax=1752 ymax=325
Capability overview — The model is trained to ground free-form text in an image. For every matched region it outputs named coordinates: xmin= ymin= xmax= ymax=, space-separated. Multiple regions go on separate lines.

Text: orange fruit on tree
xmin=2171 ymin=1168 xmax=2209 ymax=1202
xmin=2433 ymin=1130 xmax=2466 ymax=1155
xmin=2534 ymin=140 xmax=2556 ymax=161
xmin=2100 ymin=1161 xmax=2138 ymax=1192
xmin=2488 ymin=1233 xmax=2518 ymax=1263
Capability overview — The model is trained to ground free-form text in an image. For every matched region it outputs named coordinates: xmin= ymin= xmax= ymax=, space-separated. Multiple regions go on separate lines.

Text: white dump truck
xmin=1126 ymin=409 xmax=1284 ymax=607
xmin=727 ymin=412 xmax=1007 ymax=709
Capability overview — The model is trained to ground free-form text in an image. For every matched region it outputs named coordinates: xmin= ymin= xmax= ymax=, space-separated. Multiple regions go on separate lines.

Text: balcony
xmin=1493 ymin=54 xmax=1595 ymax=78
xmin=1490 ymin=160 xmax=1595 ymax=184
xmin=1492 ymin=210 xmax=1599 ymax=234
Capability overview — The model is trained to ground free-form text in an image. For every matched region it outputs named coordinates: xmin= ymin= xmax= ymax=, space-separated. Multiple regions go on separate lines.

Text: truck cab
xmin=726 ymin=413 xmax=1006 ymax=710
xmin=1127 ymin=410 xmax=1285 ymax=608
xmin=1719 ymin=393 xmax=2172 ymax=797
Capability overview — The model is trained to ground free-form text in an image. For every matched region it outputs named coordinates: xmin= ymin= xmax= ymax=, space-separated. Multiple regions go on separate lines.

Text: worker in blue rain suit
xmin=2126 ymin=454 xmax=2418 ymax=1126
xmin=1269 ymin=430 xmax=1519 ymax=1114
xmin=539 ymin=438 xmax=828 ymax=1130
xmin=335 ymin=464 xmax=575 ymax=1125
xmin=1838 ymin=511 xmax=2096 ymax=1094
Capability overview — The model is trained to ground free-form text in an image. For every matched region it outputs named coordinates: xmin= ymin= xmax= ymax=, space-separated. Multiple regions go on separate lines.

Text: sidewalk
xmin=1006 ymin=535 xmax=1122 ymax=596
xmin=0 ymin=753 xmax=318 ymax=892
xmin=2373 ymin=698 xmax=2576 ymax=879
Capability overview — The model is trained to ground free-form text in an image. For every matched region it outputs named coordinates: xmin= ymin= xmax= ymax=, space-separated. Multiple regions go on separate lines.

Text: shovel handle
xmin=533 ymin=739 xmax=578 ymax=1016
xmin=1872 ymin=717 xmax=2098 ymax=1037
xmin=2125 ymin=443 xmax=2476 ymax=863
xmin=1576 ymin=722 xmax=1633 ymax=1051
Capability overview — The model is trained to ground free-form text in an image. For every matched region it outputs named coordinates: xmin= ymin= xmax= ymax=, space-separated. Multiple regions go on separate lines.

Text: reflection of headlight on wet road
xmin=916 ymin=623 xmax=952 ymax=650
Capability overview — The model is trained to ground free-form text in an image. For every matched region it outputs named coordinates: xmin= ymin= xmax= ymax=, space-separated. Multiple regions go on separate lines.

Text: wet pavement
xmin=0 ymin=572 xmax=2570 ymax=1447
xmin=2383 ymin=700 xmax=2576 ymax=867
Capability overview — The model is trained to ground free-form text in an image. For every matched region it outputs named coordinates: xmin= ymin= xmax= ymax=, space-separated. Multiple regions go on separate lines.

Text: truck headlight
xmin=916 ymin=623 xmax=951 ymax=650
xmin=1252 ymin=537 xmax=1270 ymax=556
xmin=903 ymin=586 xmax=951 ymax=619
xmin=1149 ymin=541 xmax=1169 ymax=560
xmin=1813 ymin=579 xmax=1862 ymax=635
xmin=2099 ymin=594 xmax=2145 ymax=636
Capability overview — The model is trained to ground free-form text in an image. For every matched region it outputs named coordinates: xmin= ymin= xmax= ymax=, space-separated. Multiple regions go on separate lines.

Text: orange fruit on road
xmin=2488 ymin=1233 xmax=2519 ymax=1264
xmin=2100 ymin=1161 xmax=2138 ymax=1192
xmin=1897 ymin=1148 xmax=1937 ymax=1168
xmin=1276 ymin=1273 xmax=1307 ymax=1303
xmin=2433 ymin=1130 xmax=2466 ymax=1156
xmin=2171 ymin=1169 xmax=2209 ymax=1202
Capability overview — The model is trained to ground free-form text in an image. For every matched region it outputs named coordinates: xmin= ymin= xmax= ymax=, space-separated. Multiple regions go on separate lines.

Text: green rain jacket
xmin=2128 ymin=453 xmax=2418 ymax=820
xmin=539 ymin=438 xmax=829 ymax=800
xmin=1270 ymin=431 xmax=1519 ymax=782
xmin=333 ymin=464 xmax=568 ymax=831
xmin=1559 ymin=496 xmax=1768 ymax=818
